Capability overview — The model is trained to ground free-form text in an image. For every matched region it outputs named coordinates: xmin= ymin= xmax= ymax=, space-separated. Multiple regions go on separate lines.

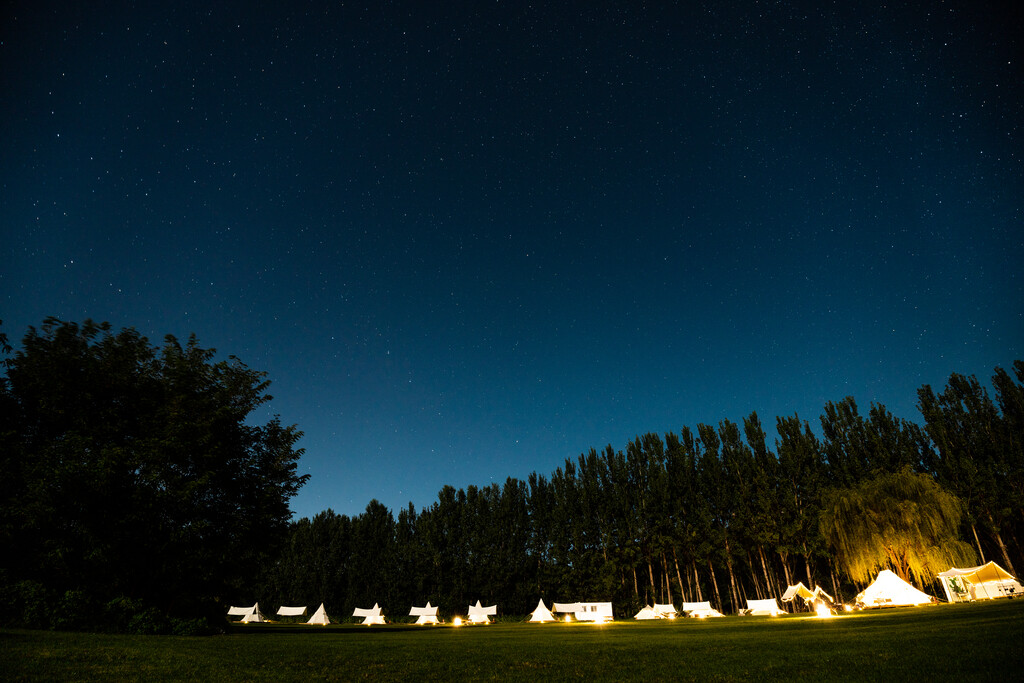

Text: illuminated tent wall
xmin=467 ymin=600 xmax=497 ymax=623
xmin=856 ymin=570 xmax=934 ymax=608
xmin=410 ymin=602 xmax=440 ymax=624
xmin=227 ymin=603 xmax=266 ymax=622
xmin=276 ymin=605 xmax=307 ymax=617
xmin=653 ymin=603 xmax=677 ymax=618
xmin=634 ymin=605 xmax=661 ymax=619
xmin=682 ymin=601 xmax=724 ymax=618
xmin=353 ymin=603 xmax=385 ymax=624
xmin=307 ymin=603 xmax=331 ymax=625
xmin=938 ymin=562 xmax=1023 ymax=602
xmin=553 ymin=601 xmax=613 ymax=622
xmin=743 ymin=598 xmax=783 ymax=616
xmin=529 ymin=599 xmax=555 ymax=622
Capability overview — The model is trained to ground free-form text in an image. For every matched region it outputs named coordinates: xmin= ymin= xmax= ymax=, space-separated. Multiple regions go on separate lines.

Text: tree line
xmin=2 ymin=318 xmax=1020 ymax=628
xmin=258 ymin=362 xmax=1024 ymax=619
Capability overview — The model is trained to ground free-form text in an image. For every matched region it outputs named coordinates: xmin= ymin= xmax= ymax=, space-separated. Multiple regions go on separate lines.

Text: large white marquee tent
xmin=937 ymin=562 xmax=1022 ymax=602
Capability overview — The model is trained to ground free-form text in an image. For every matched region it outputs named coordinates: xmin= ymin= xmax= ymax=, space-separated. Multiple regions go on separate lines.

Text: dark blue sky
xmin=3 ymin=1 xmax=1022 ymax=519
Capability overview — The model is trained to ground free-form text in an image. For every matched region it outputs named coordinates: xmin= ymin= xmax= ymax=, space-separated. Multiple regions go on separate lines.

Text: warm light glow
xmin=565 ymin=615 xmax=572 ymax=623
xmin=452 ymin=617 xmax=463 ymax=627
xmin=815 ymin=603 xmax=833 ymax=619
xmin=843 ymin=604 xmax=853 ymax=612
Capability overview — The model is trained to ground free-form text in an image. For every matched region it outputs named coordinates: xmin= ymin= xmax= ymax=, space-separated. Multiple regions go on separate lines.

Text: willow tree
xmin=819 ymin=467 xmax=975 ymax=587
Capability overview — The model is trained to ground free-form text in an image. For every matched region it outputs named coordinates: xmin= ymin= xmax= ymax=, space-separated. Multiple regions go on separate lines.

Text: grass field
xmin=2 ymin=600 xmax=1022 ymax=681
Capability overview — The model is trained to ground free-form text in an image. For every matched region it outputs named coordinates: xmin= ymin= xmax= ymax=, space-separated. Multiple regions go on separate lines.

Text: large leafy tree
xmin=0 ymin=318 xmax=307 ymax=619
xmin=819 ymin=467 xmax=975 ymax=587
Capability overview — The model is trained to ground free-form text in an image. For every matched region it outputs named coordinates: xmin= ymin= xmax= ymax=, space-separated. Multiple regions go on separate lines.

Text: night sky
xmin=3 ymin=1 xmax=1022 ymax=520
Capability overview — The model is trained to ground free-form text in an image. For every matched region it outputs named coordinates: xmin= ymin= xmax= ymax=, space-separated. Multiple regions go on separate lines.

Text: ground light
xmin=816 ymin=603 xmax=834 ymax=619
xmin=452 ymin=617 xmax=463 ymax=627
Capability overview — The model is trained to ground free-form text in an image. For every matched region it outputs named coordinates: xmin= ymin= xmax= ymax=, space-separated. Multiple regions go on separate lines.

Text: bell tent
xmin=307 ymin=603 xmax=331 ymax=625
xmin=743 ymin=598 xmax=783 ymax=616
xmin=529 ymin=599 xmax=555 ymax=623
xmin=682 ymin=601 xmax=724 ymax=618
xmin=856 ymin=570 xmax=934 ymax=608
xmin=634 ymin=605 xmax=662 ymax=620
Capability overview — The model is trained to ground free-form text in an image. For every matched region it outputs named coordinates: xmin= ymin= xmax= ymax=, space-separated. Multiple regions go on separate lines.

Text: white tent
xmin=653 ymin=603 xmax=678 ymax=619
xmin=856 ymin=570 xmax=934 ymax=608
xmin=227 ymin=604 xmax=256 ymax=618
xmin=467 ymin=600 xmax=497 ymax=624
xmin=634 ymin=605 xmax=662 ymax=620
xmin=554 ymin=602 xmax=613 ymax=622
xmin=937 ymin=561 xmax=1022 ymax=602
xmin=353 ymin=603 xmax=386 ymax=625
xmin=744 ymin=598 xmax=783 ymax=616
xmin=410 ymin=602 xmax=440 ymax=625
xmin=781 ymin=583 xmax=815 ymax=604
xmin=682 ymin=601 xmax=724 ymax=618
xmin=529 ymin=599 xmax=555 ymax=623
xmin=277 ymin=605 xmax=307 ymax=617
xmin=228 ymin=603 xmax=266 ymax=623
xmin=307 ymin=603 xmax=330 ymax=625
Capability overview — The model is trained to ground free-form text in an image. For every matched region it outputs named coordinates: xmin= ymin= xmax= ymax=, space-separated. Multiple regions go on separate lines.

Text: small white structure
xmin=781 ymin=583 xmax=834 ymax=609
xmin=277 ymin=605 xmax=307 ymax=617
xmin=653 ymin=603 xmax=677 ymax=619
xmin=554 ymin=601 xmax=613 ymax=622
xmin=938 ymin=562 xmax=1023 ymax=602
xmin=857 ymin=570 xmax=934 ymax=608
xmin=634 ymin=605 xmax=662 ymax=620
xmin=410 ymin=602 xmax=440 ymax=625
xmin=529 ymin=599 xmax=556 ymax=623
xmin=227 ymin=603 xmax=266 ymax=623
xmin=743 ymin=598 xmax=784 ymax=616
xmin=353 ymin=603 xmax=386 ymax=625
xmin=467 ymin=600 xmax=497 ymax=624
xmin=307 ymin=603 xmax=330 ymax=625
xmin=682 ymin=601 xmax=724 ymax=618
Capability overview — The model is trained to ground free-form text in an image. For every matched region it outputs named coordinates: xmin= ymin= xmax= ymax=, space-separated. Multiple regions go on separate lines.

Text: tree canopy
xmin=819 ymin=467 xmax=975 ymax=585
xmin=0 ymin=318 xmax=307 ymax=627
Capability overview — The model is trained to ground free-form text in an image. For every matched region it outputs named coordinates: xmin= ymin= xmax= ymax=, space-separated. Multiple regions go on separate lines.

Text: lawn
xmin=2 ymin=600 xmax=1022 ymax=681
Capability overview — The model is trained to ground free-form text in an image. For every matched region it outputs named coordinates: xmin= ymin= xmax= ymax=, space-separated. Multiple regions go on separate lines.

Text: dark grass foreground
xmin=2 ymin=600 xmax=1022 ymax=681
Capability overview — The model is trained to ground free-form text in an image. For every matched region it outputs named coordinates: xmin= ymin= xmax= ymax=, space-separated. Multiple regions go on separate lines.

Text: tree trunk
xmin=693 ymin=560 xmax=704 ymax=601
xmin=759 ymin=546 xmax=776 ymax=599
xmin=780 ymin=551 xmax=793 ymax=589
xmin=747 ymin=549 xmax=764 ymax=599
xmin=829 ymin=559 xmax=842 ymax=604
xmin=725 ymin=537 xmax=740 ymax=612
xmin=707 ymin=559 xmax=722 ymax=612
xmin=672 ymin=547 xmax=685 ymax=603
xmin=648 ymin=558 xmax=657 ymax=600
xmin=971 ymin=523 xmax=986 ymax=562
xmin=987 ymin=512 xmax=1017 ymax=576
xmin=662 ymin=553 xmax=672 ymax=604
xmin=802 ymin=541 xmax=814 ymax=587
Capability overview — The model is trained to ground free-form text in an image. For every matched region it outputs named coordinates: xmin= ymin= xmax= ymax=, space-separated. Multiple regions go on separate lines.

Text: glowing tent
xmin=682 ymin=601 xmax=724 ymax=618
xmin=227 ymin=603 xmax=266 ymax=623
xmin=529 ymin=599 xmax=555 ymax=623
xmin=467 ymin=600 xmax=497 ymax=624
xmin=781 ymin=583 xmax=815 ymax=603
xmin=634 ymin=605 xmax=661 ymax=620
xmin=743 ymin=598 xmax=784 ymax=616
xmin=856 ymin=570 xmax=934 ymax=608
xmin=653 ymin=603 xmax=677 ymax=619
xmin=938 ymin=562 xmax=1022 ymax=602
xmin=410 ymin=602 xmax=440 ymax=625
xmin=353 ymin=603 xmax=385 ymax=625
xmin=553 ymin=602 xmax=613 ymax=622
xmin=307 ymin=603 xmax=330 ymax=625
xmin=276 ymin=605 xmax=307 ymax=617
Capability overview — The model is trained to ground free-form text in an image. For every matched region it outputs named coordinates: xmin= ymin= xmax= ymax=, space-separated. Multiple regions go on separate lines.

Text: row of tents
xmin=228 ymin=562 xmax=1021 ymax=625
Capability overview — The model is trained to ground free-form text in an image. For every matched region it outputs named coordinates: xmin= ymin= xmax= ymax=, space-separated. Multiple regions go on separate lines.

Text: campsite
xmin=3 ymin=599 xmax=1022 ymax=681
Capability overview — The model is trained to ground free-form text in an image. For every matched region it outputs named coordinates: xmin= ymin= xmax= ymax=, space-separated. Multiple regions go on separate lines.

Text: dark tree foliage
xmin=0 ymin=318 xmax=307 ymax=629
xmin=260 ymin=362 xmax=1023 ymax=620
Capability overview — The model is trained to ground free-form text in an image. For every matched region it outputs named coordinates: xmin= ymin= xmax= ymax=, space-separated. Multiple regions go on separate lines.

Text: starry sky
xmin=3 ymin=1 xmax=1022 ymax=520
